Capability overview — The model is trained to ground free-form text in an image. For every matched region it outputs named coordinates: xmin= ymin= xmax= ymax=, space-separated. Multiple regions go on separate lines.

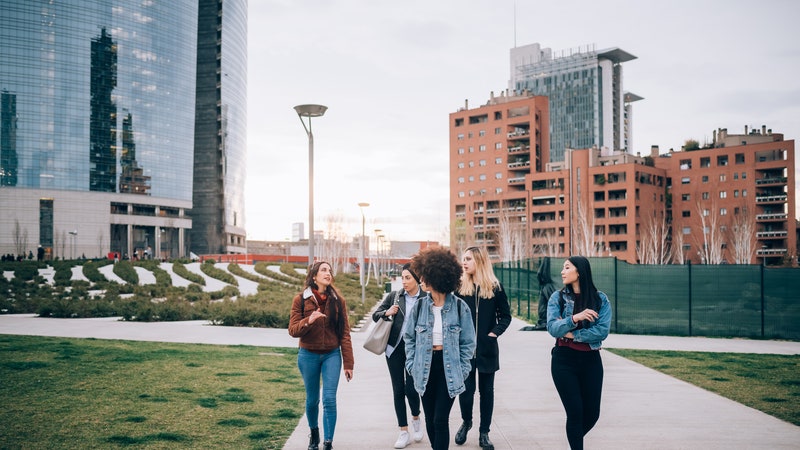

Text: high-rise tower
xmin=509 ymin=43 xmax=641 ymax=162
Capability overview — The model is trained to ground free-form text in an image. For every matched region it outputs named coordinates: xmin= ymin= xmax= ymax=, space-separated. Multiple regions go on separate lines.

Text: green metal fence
xmin=494 ymin=257 xmax=800 ymax=340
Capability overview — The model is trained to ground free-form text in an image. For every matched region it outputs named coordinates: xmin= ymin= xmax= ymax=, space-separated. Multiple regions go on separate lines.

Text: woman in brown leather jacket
xmin=289 ymin=261 xmax=354 ymax=450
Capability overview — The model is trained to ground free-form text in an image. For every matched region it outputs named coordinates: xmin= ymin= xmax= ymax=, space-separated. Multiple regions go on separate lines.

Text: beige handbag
xmin=363 ymin=318 xmax=392 ymax=355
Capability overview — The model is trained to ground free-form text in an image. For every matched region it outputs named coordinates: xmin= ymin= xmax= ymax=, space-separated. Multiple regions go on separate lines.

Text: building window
xmin=681 ymin=193 xmax=690 ymax=201
xmin=479 ymin=174 xmax=487 ymax=181
xmin=495 ymin=157 xmax=502 ymax=164
xmin=702 ymin=175 xmax=709 ymax=183
xmin=683 ymin=227 xmax=691 ymax=235
xmin=702 ymin=192 xmax=710 ymax=200
xmin=735 ymin=153 xmax=745 ymax=164
xmin=458 ymin=192 xmax=465 ymax=198
xmin=703 ymin=209 xmax=710 ymax=217
xmin=717 ymin=155 xmax=728 ymax=166
xmin=468 ymin=161 xmax=474 ymax=168
xmin=720 ymin=208 xmax=727 ymax=216
xmin=458 ymin=177 xmax=464 ymax=183
xmin=468 ymin=132 xmax=473 ymax=138
xmin=741 ymin=172 xmax=746 ymax=179
xmin=682 ymin=210 xmax=691 ymax=217
xmin=743 ymin=189 xmax=747 ymax=197
xmin=458 ymin=148 xmax=465 ymax=154
xmin=457 ymin=134 xmax=464 ymax=140
xmin=680 ymin=159 xmax=692 ymax=170
xmin=495 ymin=142 xmax=503 ymax=149
xmin=479 ymin=130 xmax=485 ymax=137
xmin=719 ymin=174 xmax=726 ymax=182
xmin=468 ymin=175 xmax=474 ymax=182
xmin=494 ymin=127 xmax=502 ymax=134
xmin=469 ymin=146 xmax=474 ymax=153
xmin=495 ymin=187 xmax=503 ymax=194
xmin=479 ymin=159 xmax=486 ymax=166
xmin=733 ymin=173 xmax=738 ymax=180
xmin=700 ymin=157 xmax=710 ymax=168
xmin=495 ymin=172 xmax=502 ymax=179
xmin=457 ymin=162 xmax=465 ymax=169
xmin=479 ymin=145 xmax=486 ymax=152
xmin=720 ymin=191 xmax=727 ymax=199
xmin=681 ymin=177 xmax=690 ymax=184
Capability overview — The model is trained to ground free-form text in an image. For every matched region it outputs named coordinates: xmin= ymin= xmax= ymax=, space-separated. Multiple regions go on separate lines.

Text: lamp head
xmin=294 ymin=104 xmax=328 ymax=117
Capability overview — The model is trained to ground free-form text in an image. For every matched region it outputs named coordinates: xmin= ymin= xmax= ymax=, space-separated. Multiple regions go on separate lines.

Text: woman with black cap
xmin=547 ymin=256 xmax=612 ymax=450
xmin=371 ymin=263 xmax=426 ymax=448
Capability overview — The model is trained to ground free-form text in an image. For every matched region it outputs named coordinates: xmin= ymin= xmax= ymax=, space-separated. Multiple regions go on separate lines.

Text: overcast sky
xmin=244 ymin=0 xmax=800 ymax=245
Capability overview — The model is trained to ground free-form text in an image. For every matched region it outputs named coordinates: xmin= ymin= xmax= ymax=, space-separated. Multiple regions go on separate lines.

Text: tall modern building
xmin=509 ymin=43 xmax=641 ymax=162
xmin=0 ymin=0 xmax=247 ymax=260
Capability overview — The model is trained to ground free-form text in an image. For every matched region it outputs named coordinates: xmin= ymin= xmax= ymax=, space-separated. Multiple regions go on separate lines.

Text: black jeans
xmin=551 ymin=346 xmax=603 ymax=450
xmin=458 ymin=362 xmax=496 ymax=433
xmin=421 ymin=350 xmax=456 ymax=450
xmin=386 ymin=340 xmax=420 ymax=427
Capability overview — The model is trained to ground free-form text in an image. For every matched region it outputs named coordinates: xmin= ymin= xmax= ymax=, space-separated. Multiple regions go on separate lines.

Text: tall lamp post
xmin=374 ymin=228 xmax=382 ymax=284
xmin=358 ymin=202 xmax=370 ymax=303
xmin=294 ymin=104 xmax=328 ymax=267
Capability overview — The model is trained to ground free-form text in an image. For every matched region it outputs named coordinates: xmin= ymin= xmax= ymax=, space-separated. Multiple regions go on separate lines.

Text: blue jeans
xmin=298 ymin=347 xmax=342 ymax=441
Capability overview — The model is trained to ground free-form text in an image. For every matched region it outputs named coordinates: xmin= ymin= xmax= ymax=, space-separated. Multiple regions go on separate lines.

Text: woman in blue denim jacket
xmin=547 ymin=256 xmax=612 ymax=450
xmin=404 ymin=247 xmax=476 ymax=450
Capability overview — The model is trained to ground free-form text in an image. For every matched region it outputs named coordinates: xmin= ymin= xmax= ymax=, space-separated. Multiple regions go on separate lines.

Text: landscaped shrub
xmin=171 ymin=261 xmax=205 ymax=285
xmin=280 ymin=263 xmax=306 ymax=280
xmin=113 ymin=260 xmax=139 ymax=285
xmin=82 ymin=260 xmax=107 ymax=283
xmin=200 ymin=261 xmax=237 ymax=286
xmin=253 ymin=262 xmax=301 ymax=285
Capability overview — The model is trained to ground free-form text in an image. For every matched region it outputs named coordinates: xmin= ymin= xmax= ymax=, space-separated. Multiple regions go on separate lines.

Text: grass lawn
xmin=607 ymin=349 xmax=800 ymax=426
xmin=0 ymin=335 xmax=304 ymax=449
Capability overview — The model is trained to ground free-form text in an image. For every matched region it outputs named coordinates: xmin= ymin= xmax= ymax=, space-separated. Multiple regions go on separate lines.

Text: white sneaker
xmin=394 ymin=430 xmax=411 ymax=449
xmin=411 ymin=417 xmax=424 ymax=442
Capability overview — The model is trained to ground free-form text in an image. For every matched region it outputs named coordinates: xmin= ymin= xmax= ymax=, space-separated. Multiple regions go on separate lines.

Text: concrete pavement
xmin=1 ymin=313 xmax=798 ymax=449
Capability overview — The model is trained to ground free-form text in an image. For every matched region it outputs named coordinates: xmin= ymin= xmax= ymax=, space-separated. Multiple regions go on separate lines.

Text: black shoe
xmin=322 ymin=440 xmax=332 ymax=450
xmin=308 ymin=428 xmax=319 ymax=450
xmin=479 ymin=432 xmax=495 ymax=450
xmin=454 ymin=420 xmax=472 ymax=445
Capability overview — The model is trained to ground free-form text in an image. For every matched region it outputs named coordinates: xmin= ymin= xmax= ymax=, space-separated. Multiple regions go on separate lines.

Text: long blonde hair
xmin=458 ymin=246 xmax=499 ymax=299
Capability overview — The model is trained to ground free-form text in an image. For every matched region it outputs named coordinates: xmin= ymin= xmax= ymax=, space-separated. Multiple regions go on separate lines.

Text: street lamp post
xmin=294 ymin=104 xmax=328 ymax=268
xmin=358 ymin=203 xmax=370 ymax=303
xmin=374 ymin=229 xmax=382 ymax=284
xmin=68 ymin=230 xmax=77 ymax=260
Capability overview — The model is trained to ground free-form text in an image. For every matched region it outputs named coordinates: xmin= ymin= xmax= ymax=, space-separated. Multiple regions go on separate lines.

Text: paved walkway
xmin=1 ymin=314 xmax=798 ymax=449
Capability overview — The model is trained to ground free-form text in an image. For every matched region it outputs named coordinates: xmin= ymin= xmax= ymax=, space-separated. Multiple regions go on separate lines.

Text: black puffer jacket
xmin=460 ymin=283 xmax=512 ymax=373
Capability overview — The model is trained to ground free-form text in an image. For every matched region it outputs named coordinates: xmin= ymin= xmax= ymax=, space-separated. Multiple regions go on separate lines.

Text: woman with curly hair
xmin=404 ymin=247 xmax=475 ymax=450
xmin=288 ymin=261 xmax=354 ymax=450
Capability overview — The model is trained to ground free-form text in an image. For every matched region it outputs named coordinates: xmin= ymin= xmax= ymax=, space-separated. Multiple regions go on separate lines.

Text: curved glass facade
xmin=1 ymin=1 xmax=197 ymax=199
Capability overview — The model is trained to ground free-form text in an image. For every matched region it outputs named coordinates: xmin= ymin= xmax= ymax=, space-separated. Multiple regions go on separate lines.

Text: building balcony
xmin=756 ymin=230 xmax=788 ymax=238
xmin=756 ymin=213 xmax=788 ymax=221
xmin=508 ymin=160 xmax=530 ymax=169
xmin=755 ymin=177 xmax=788 ymax=186
xmin=755 ymin=194 xmax=788 ymax=203
xmin=455 ymin=212 xmax=465 ymax=218
xmin=508 ymin=145 xmax=530 ymax=154
xmin=508 ymin=177 xmax=526 ymax=184
xmin=756 ymin=248 xmax=788 ymax=256
xmin=507 ymin=129 xmax=530 ymax=139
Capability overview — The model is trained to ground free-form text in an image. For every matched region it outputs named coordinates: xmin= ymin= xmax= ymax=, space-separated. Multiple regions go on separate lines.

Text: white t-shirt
xmin=432 ymin=305 xmax=443 ymax=346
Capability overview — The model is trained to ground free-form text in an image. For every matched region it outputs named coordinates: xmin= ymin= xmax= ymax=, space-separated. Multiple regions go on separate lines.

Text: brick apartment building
xmin=450 ymin=92 xmax=797 ymax=265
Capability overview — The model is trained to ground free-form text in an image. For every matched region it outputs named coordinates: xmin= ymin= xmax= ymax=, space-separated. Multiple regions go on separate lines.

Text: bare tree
xmin=320 ymin=212 xmax=351 ymax=274
xmin=671 ymin=227 xmax=685 ymax=265
xmin=12 ymin=220 xmax=29 ymax=256
xmin=450 ymin=218 xmax=469 ymax=256
xmin=636 ymin=214 xmax=672 ymax=264
xmin=496 ymin=208 xmax=528 ymax=262
xmin=97 ymin=229 xmax=105 ymax=259
xmin=572 ymin=199 xmax=604 ymax=257
xmin=728 ymin=207 xmax=756 ymax=264
xmin=694 ymin=201 xmax=724 ymax=264
xmin=531 ymin=229 xmax=559 ymax=258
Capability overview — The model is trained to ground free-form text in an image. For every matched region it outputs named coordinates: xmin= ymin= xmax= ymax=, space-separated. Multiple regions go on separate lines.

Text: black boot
xmin=454 ymin=420 xmax=472 ymax=445
xmin=307 ymin=428 xmax=319 ymax=450
xmin=479 ymin=432 xmax=495 ymax=450
xmin=322 ymin=440 xmax=333 ymax=450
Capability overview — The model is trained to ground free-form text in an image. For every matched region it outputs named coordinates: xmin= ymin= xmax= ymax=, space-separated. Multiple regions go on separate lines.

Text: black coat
xmin=460 ymin=283 xmax=512 ymax=373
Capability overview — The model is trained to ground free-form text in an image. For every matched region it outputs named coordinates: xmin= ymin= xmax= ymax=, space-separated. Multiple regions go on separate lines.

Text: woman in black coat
xmin=454 ymin=247 xmax=512 ymax=450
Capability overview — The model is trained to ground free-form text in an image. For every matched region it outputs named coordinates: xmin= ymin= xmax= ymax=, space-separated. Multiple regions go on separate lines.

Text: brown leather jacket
xmin=288 ymin=287 xmax=354 ymax=370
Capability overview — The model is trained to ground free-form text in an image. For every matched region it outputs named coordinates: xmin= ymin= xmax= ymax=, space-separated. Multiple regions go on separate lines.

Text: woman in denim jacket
xmin=547 ymin=256 xmax=612 ymax=450
xmin=404 ymin=247 xmax=476 ymax=450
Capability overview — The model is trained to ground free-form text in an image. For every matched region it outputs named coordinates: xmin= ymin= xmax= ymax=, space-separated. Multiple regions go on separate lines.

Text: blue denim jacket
xmin=404 ymin=292 xmax=476 ymax=398
xmin=546 ymin=289 xmax=612 ymax=350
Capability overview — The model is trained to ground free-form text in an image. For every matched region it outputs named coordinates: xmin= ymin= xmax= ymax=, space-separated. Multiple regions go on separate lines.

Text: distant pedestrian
xmin=547 ymin=256 xmax=612 ymax=450
xmin=405 ymin=247 xmax=475 ymax=450
xmin=288 ymin=261 xmax=354 ymax=450
xmin=371 ymin=263 xmax=425 ymax=448
xmin=28 ymin=250 xmax=33 ymax=260
xmin=454 ymin=246 xmax=511 ymax=450
xmin=534 ymin=257 xmax=557 ymax=330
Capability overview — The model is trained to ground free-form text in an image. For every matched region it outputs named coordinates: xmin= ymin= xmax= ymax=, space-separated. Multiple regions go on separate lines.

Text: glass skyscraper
xmin=509 ymin=43 xmax=640 ymax=162
xmin=0 ymin=0 xmax=247 ymax=260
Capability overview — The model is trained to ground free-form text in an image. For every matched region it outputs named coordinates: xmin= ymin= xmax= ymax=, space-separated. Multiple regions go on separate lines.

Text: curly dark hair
xmin=411 ymin=247 xmax=462 ymax=294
